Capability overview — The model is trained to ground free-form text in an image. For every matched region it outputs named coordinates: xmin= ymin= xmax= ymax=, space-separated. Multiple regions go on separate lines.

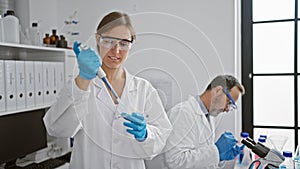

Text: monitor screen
xmin=0 ymin=109 xmax=47 ymax=164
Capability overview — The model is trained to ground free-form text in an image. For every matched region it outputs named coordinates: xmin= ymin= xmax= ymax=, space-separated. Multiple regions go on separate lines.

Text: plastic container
xmin=294 ymin=145 xmax=300 ymax=169
xmin=30 ymin=22 xmax=40 ymax=46
xmin=254 ymin=137 xmax=266 ymax=169
xmin=2 ymin=10 xmax=19 ymax=43
xmin=234 ymin=132 xmax=252 ymax=169
xmin=279 ymin=151 xmax=293 ymax=169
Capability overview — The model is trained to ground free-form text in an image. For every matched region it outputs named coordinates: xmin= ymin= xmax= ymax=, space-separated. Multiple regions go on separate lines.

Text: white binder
xmin=43 ymin=62 xmax=51 ymax=106
xmin=49 ymin=62 xmax=57 ymax=104
xmin=34 ymin=61 xmax=43 ymax=107
xmin=15 ymin=61 xmax=26 ymax=109
xmin=0 ymin=60 xmax=6 ymax=112
xmin=25 ymin=61 xmax=35 ymax=108
xmin=56 ymin=62 xmax=65 ymax=93
xmin=4 ymin=60 xmax=16 ymax=111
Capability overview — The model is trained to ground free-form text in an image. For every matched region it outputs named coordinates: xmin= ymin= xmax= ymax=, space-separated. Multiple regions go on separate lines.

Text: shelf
xmin=0 ymin=42 xmax=71 ymax=52
xmin=0 ymin=105 xmax=51 ymax=117
xmin=0 ymin=42 xmax=74 ymax=61
xmin=0 ymin=42 xmax=75 ymax=116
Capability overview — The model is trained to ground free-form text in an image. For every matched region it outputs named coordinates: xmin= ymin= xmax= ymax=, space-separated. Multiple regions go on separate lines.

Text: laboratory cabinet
xmin=0 ymin=42 xmax=76 ymax=168
xmin=0 ymin=42 xmax=76 ymax=116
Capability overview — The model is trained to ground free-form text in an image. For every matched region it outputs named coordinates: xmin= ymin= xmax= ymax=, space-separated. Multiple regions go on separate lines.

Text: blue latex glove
xmin=215 ymin=132 xmax=238 ymax=161
xmin=121 ymin=112 xmax=147 ymax=142
xmin=73 ymin=41 xmax=102 ymax=80
xmin=219 ymin=144 xmax=245 ymax=161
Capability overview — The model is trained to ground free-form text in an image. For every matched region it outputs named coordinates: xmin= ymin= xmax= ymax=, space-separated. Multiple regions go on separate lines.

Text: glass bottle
xmin=279 ymin=151 xmax=294 ymax=169
xmin=43 ymin=33 xmax=50 ymax=46
xmin=50 ymin=29 xmax=58 ymax=46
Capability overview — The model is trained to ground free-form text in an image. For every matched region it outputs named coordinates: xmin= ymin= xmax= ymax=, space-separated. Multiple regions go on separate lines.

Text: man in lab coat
xmin=147 ymin=75 xmax=245 ymax=169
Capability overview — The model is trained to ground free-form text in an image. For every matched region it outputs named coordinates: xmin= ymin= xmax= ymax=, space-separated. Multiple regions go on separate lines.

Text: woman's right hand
xmin=73 ymin=41 xmax=102 ymax=80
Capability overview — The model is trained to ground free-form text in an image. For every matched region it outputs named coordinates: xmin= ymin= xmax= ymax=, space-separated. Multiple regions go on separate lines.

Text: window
xmin=242 ymin=0 xmax=298 ymax=152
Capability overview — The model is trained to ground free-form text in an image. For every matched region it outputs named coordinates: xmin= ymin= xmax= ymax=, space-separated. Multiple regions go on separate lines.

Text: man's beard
xmin=209 ymin=107 xmax=224 ymax=117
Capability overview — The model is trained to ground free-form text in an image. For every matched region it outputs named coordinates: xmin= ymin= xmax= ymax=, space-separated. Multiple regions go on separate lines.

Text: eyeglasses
xmin=98 ymin=34 xmax=133 ymax=51
xmin=223 ymin=88 xmax=237 ymax=111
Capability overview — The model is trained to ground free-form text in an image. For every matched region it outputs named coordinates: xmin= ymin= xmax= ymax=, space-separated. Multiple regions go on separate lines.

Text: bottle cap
xmin=241 ymin=132 xmax=249 ymax=138
xmin=259 ymin=134 xmax=267 ymax=139
xmin=283 ymin=151 xmax=292 ymax=157
xmin=6 ymin=10 xmax=15 ymax=16
xmin=32 ymin=22 xmax=38 ymax=27
xmin=258 ymin=137 xmax=266 ymax=143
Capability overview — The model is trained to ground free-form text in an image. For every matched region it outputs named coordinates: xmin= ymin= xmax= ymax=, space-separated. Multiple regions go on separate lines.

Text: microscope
xmin=241 ymin=137 xmax=285 ymax=169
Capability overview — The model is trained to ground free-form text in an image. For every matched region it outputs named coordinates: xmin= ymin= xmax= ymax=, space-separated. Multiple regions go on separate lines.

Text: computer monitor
xmin=0 ymin=109 xmax=47 ymax=166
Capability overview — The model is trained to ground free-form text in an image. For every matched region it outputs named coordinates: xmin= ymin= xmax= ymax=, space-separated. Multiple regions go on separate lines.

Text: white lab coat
xmin=162 ymin=95 xmax=223 ymax=169
xmin=43 ymin=69 xmax=172 ymax=169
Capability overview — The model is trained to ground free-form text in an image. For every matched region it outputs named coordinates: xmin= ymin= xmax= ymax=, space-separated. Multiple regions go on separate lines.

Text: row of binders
xmin=0 ymin=60 xmax=65 ymax=113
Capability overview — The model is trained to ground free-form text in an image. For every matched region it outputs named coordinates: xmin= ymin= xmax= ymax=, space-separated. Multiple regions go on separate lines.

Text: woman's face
xmin=97 ymin=25 xmax=132 ymax=69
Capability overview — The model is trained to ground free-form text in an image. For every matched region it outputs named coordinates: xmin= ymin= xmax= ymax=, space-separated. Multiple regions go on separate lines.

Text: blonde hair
xmin=96 ymin=11 xmax=136 ymax=41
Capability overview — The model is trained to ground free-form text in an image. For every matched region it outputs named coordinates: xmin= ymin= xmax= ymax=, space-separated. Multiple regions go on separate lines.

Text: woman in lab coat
xmin=43 ymin=11 xmax=172 ymax=169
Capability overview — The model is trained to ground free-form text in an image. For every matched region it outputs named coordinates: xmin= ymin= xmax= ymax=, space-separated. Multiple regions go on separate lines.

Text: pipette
xmin=80 ymin=44 xmax=127 ymax=117
xmin=71 ymin=43 xmax=128 ymax=138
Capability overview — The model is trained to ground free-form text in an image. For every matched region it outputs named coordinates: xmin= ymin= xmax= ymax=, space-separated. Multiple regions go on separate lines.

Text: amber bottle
xmin=43 ymin=33 xmax=50 ymax=46
xmin=50 ymin=29 xmax=59 ymax=45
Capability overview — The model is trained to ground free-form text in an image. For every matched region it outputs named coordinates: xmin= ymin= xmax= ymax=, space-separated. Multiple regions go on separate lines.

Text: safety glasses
xmin=98 ymin=34 xmax=133 ymax=51
xmin=223 ymin=88 xmax=237 ymax=111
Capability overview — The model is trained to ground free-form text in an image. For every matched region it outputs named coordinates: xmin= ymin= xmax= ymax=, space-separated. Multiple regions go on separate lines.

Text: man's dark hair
xmin=206 ymin=75 xmax=245 ymax=94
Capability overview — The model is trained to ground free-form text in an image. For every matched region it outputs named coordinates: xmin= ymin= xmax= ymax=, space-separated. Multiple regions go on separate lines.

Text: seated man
xmin=163 ymin=75 xmax=245 ymax=169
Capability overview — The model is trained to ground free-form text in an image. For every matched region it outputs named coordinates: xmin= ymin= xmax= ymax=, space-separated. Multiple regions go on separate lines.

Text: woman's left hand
xmin=122 ymin=112 xmax=147 ymax=142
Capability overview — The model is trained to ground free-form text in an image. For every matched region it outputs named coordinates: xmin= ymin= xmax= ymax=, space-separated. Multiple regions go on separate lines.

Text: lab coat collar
xmin=188 ymin=95 xmax=204 ymax=116
xmin=124 ymin=69 xmax=138 ymax=92
xmin=189 ymin=95 xmax=215 ymax=131
xmin=195 ymin=95 xmax=209 ymax=116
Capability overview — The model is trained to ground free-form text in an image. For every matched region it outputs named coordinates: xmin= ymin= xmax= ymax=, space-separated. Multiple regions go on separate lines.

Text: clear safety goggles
xmin=98 ymin=34 xmax=133 ymax=51
xmin=223 ymin=88 xmax=237 ymax=112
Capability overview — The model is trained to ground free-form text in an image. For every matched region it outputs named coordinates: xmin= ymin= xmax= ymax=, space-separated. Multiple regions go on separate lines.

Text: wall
xmin=15 ymin=0 xmax=240 ymax=168
xmin=15 ymin=0 xmax=57 ymax=38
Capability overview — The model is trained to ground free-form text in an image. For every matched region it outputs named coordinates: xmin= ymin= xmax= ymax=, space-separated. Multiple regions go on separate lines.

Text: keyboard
xmin=22 ymin=159 xmax=66 ymax=169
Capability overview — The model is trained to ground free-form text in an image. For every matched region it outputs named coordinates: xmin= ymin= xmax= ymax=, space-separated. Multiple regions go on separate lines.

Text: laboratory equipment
xmin=237 ymin=132 xmax=250 ymax=164
xmin=294 ymin=145 xmax=300 ymax=169
xmin=3 ymin=10 xmax=19 ymax=43
xmin=0 ymin=109 xmax=47 ymax=168
xmin=235 ymin=132 xmax=252 ymax=169
xmin=79 ymin=43 xmax=127 ymax=118
xmin=43 ymin=33 xmax=50 ymax=46
xmin=30 ymin=22 xmax=40 ymax=46
xmin=254 ymin=137 xmax=267 ymax=169
xmin=279 ymin=151 xmax=293 ymax=169
xmin=50 ymin=29 xmax=59 ymax=46
xmin=241 ymin=137 xmax=285 ymax=169
xmin=269 ymin=135 xmax=288 ymax=151
xmin=71 ymin=42 xmax=127 ymax=137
